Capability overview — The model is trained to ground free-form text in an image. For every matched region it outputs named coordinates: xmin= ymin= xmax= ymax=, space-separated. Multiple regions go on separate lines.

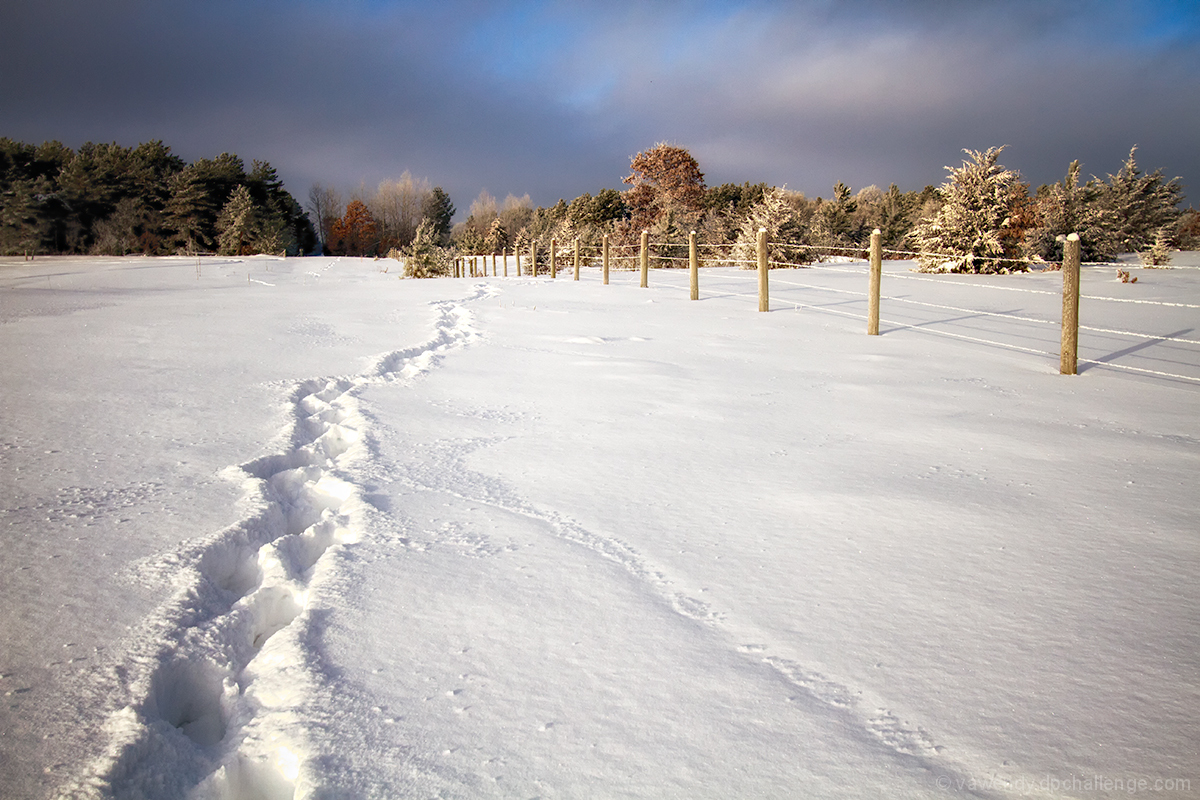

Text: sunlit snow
xmin=2 ymin=254 xmax=1197 ymax=799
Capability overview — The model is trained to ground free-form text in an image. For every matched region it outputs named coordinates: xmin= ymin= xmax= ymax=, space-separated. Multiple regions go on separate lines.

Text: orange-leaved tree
xmin=330 ymin=200 xmax=378 ymax=256
xmin=622 ymin=143 xmax=706 ymax=235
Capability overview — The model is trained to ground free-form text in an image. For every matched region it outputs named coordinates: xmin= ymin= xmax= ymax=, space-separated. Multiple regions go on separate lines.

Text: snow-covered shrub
xmin=403 ymin=219 xmax=452 ymax=278
xmin=1139 ymin=226 xmax=1173 ymax=267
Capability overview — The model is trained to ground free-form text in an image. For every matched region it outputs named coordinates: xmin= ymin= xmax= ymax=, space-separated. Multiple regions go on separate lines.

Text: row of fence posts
xmin=451 ymin=226 xmax=1084 ymax=377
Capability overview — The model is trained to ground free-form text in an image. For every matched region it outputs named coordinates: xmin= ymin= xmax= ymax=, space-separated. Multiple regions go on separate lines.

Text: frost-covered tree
xmin=216 ymin=185 xmax=262 ymax=256
xmin=1100 ymin=146 xmax=1182 ymax=255
xmin=403 ymin=218 xmax=452 ymax=278
xmin=484 ymin=217 xmax=508 ymax=253
xmin=911 ymin=147 xmax=1029 ymax=273
xmin=1027 ymin=160 xmax=1117 ymax=263
xmin=810 ymin=181 xmax=861 ymax=253
xmin=91 ymin=197 xmax=149 ymax=255
xmin=1139 ymin=226 xmax=1173 ymax=267
xmin=730 ymin=186 xmax=813 ymax=267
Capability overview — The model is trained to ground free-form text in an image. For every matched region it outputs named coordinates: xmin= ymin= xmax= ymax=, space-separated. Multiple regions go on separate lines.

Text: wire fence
xmin=492 ymin=232 xmax=1200 ymax=387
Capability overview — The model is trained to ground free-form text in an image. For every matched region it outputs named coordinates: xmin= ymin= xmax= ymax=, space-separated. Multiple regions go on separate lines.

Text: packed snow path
xmin=1 ymin=256 xmax=1197 ymax=799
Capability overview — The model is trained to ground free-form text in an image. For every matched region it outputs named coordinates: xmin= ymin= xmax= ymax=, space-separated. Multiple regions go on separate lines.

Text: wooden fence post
xmin=757 ymin=227 xmax=769 ymax=312
xmin=603 ymin=234 xmax=610 ymax=285
xmin=551 ymin=238 xmax=557 ymax=279
xmin=1061 ymin=232 xmax=1081 ymax=375
xmin=504 ymin=248 xmax=509 ymax=277
xmin=868 ymin=228 xmax=882 ymax=335
xmin=689 ymin=230 xmax=699 ymax=300
xmin=640 ymin=229 xmax=649 ymax=288
xmin=574 ymin=238 xmax=580 ymax=281
xmin=530 ymin=240 xmax=537 ymax=277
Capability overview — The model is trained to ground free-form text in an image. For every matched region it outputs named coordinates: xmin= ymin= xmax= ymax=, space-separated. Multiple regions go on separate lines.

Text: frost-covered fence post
xmin=689 ymin=230 xmax=699 ymax=300
xmin=757 ymin=227 xmax=769 ymax=312
xmin=551 ymin=238 xmax=558 ymax=279
xmin=603 ymin=234 xmax=610 ymax=285
xmin=640 ymin=229 xmax=649 ymax=288
xmin=868 ymin=228 xmax=882 ymax=335
xmin=530 ymin=241 xmax=537 ymax=278
xmin=1061 ymin=232 xmax=1082 ymax=375
xmin=573 ymin=238 xmax=580 ymax=281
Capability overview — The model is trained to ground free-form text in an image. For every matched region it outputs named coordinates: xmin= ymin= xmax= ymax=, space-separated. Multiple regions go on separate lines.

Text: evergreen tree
xmin=911 ymin=147 xmax=1030 ymax=273
xmin=730 ymin=187 xmax=813 ymax=267
xmin=1100 ymin=146 xmax=1183 ymax=254
xmin=403 ymin=218 xmax=452 ymax=278
xmin=216 ymin=185 xmax=262 ymax=255
xmin=0 ymin=178 xmax=46 ymax=256
xmin=485 ymin=217 xmax=508 ymax=253
xmin=1027 ymin=161 xmax=1117 ymax=262
xmin=810 ymin=181 xmax=861 ymax=253
xmin=421 ymin=187 xmax=455 ymax=245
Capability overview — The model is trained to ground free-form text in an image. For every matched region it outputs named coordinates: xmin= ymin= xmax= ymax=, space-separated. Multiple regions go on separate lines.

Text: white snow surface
xmin=1 ymin=254 xmax=1198 ymax=800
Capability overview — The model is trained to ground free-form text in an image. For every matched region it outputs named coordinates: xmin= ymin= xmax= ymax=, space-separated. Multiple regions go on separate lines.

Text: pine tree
xmin=421 ymin=187 xmax=455 ymax=245
xmin=403 ymin=218 xmax=452 ymax=278
xmin=216 ymin=185 xmax=262 ymax=255
xmin=485 ymin=217 xmax=508 ymax=253
xmin=810 ymin=182 xmax=861 ymax=253
xmin=1101 ymin=147 xmax=1183 ymax=254
xmin=911 ymin=147 xmax=1030 ymax=273
xmin=1028 ymin=161 xmax=1117 ymax=263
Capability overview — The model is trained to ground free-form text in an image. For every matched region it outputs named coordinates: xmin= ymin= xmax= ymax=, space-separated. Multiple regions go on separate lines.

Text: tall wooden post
xmin=640 ymin=229 xmax=649 ymax=288
xmin=550 ymin=238 xmax=557 ymax=279
xmin=530 ymin=241 xmax=536 ymax=278
xmin=1061 ymin=233 xmax=1082 ymax=375
xmin=573 ymin=238 xmax=580 ymax=281
xmin=689 ymin=230 xmax=699 ymax=301
xmin=757 ymin=227 xmax=769 ymax=312
xmin=603 ymin=234 xmax=610 ymax=285
xmin=867 ymin=228 xmax=882 ymax=335
xmin=504 ymin=248 xmax=509 ymax=277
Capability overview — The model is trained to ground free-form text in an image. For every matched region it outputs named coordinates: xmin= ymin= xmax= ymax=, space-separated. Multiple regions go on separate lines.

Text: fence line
xmin=476 ymin=232 xmax=1198 ymax=384
xmin=650 ymin=275 xmax=1200 ymax=385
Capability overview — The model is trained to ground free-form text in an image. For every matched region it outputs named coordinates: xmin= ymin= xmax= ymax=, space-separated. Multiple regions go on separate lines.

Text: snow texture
xmin=1 ymin=253 xmax=1198 ymax=799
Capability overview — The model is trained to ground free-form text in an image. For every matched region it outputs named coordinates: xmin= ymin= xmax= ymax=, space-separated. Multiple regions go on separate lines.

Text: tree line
xmin=0 ymin=138 xmax=315 ymax=257
xmin=4 ymin=136 xmax=1195 ymax=274
xmin=388 ymin=142 xmax=1194 ymax=277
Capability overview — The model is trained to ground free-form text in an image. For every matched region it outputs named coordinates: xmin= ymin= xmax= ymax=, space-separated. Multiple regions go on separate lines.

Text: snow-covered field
xmin=2 ymin=253 xmax=1197 ymax=799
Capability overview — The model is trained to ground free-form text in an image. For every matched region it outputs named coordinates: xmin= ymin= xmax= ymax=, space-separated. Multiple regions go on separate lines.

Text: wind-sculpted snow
xmin=367 ymin=430 xmax=985 ymax=791
xmin=58 ymin=288 xmax=488 ymax=800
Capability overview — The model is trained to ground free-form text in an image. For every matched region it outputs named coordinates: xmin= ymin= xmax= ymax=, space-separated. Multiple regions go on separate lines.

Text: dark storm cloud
xmin=3 ymin=0 xmax=1198 ymax=211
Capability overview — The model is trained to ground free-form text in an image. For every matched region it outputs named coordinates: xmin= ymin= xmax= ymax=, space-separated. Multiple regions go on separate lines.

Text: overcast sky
xmin=3 ymin=0 xmax=1198 ymax=215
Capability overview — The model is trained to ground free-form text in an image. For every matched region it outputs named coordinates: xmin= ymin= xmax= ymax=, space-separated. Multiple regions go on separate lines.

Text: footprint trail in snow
xmin=60 ymin=288 xmax=488 ymax=800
